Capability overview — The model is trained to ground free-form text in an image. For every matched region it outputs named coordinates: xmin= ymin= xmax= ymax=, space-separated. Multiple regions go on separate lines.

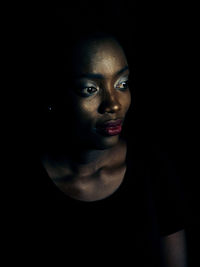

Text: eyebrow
xmin=76 ymin=66 xmax=129 ymax=80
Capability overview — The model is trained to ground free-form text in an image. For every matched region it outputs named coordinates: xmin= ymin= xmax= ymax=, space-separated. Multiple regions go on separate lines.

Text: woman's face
xmin=61 ymin=37 xmax=131 ymax=150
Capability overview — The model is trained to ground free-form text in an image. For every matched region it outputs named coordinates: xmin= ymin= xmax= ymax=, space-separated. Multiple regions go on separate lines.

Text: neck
xmin=64 ymin=147 xmax=110 ymax=165
xmin=41 ymin=139 xmax=121 ymax=167
xmin=40 ymin=138 xmax=127 ymax=179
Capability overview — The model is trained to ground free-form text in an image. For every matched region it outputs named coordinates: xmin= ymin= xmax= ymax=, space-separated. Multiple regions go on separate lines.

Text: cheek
xmin=122 ymin=90 xmax=132 ymax=112
xmin=81 ymin=99 xmax=98 ymax=113
xmin=74 ymin=98 xmax=99 ymax=123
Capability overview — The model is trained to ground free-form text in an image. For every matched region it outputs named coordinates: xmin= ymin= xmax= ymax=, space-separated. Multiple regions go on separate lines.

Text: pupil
xmin=88 ymin=87 xmax=94 ymax=93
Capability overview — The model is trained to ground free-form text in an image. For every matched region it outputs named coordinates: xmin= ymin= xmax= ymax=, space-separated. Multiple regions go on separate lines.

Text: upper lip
xmin=97 ymin=119 xmax=123 ymax=128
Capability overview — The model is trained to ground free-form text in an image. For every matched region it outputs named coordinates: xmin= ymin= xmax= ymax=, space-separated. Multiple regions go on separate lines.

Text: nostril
xmin=99 ymin=100 xmax=122 ymax=114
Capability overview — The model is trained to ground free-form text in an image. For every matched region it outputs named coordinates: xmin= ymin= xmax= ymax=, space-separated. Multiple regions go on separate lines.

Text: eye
xmin=81 ymin=86 xmax=99 ymax=96
xmin=115 ymin=80 xmax=129 ymax=90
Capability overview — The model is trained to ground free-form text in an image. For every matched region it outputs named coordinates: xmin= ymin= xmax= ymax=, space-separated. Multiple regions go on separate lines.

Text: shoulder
xmin=161 ymin=229 xmax=188 ymax=267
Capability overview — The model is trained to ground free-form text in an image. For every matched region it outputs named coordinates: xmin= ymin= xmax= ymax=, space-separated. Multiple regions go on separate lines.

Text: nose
xmin=99 ymin=89 xmax=122 ymax=114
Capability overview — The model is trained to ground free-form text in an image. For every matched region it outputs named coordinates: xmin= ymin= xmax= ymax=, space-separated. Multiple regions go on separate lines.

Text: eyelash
xmin=116 ymin=80 xmax=129 ymax=90
xmin=81 ymin=87 xmax=99 ymax=96
xmin=80 ymin=80 xmax=129 ymax=97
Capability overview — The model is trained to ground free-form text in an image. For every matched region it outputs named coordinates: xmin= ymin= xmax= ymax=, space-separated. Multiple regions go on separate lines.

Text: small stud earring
xmin=48 ymin=104 xmax=54 ymax=112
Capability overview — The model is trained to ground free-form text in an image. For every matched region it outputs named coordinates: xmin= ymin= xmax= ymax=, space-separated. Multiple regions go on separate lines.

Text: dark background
xmin=7 ymin=3 xmax=198 ymax=265
xmin=55 ymin=5 xmax=199 ymax=265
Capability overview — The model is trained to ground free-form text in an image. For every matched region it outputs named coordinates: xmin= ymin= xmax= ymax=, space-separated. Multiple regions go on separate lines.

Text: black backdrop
xmin=11 ymin=3 xmax=198 ymax=265
xmin=50 ymin=6 xmax=198 ymax=265
xmin=58 ymin=5 xmax=198 ymax=265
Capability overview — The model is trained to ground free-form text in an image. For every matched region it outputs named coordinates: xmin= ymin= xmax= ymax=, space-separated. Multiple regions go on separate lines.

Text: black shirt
xmin=21 ymin=136 xmax=186 ymax=266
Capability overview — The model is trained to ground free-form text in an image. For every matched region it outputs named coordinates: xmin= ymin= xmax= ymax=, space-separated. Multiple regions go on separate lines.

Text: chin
xmin=93 ymin=135 xmax=120 ymax=150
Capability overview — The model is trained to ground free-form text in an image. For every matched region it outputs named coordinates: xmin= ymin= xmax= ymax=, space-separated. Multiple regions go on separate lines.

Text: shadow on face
xmin=42 ymin=35 xmax=132 ymax=152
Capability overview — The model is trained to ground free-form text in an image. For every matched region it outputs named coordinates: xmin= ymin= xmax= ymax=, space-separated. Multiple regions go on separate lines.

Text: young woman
xmin=40 ymin=33 xmax=131 ymax=202
xmin=29 ymin=25 xmax=188 ymax=266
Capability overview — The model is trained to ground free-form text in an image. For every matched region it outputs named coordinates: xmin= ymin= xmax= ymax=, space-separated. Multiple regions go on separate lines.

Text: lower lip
xmin=97 ymin=124 xmax=122 ymax=136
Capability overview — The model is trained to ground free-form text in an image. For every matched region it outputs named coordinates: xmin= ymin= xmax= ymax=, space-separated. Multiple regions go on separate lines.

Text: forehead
xmin=71 ymin=38 xmax=128 ymax=77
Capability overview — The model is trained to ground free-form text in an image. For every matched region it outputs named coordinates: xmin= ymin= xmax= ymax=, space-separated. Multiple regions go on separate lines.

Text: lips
xmin=102 ymin=119 xmax=123 ymax=127
xmin=96 ymin=119 xmax=123 ymax=136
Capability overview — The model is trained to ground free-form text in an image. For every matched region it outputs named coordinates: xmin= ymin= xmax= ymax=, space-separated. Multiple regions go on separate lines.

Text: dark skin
xmin=67 ymin=37 xmax=131 ymax=152
xmin=41 ymin=37 xmax=131 ymax=202
xmin=41 ymin=36 xmax=188 ymax=266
